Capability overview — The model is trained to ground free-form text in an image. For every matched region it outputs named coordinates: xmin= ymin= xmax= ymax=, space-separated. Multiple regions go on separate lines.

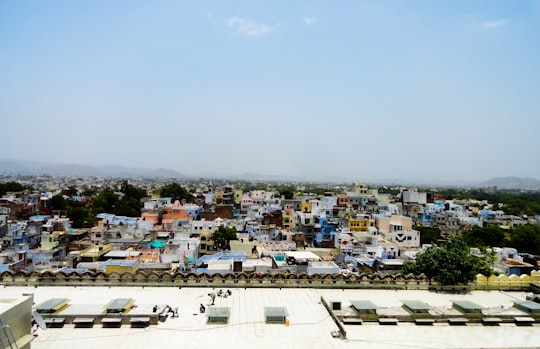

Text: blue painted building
xmin=314 ymin=217 xmax=339 ymax=247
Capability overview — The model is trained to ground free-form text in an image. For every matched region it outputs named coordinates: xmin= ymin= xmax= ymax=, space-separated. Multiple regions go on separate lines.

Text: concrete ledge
xmin=482 ymin=317 xmax=501 ymax=326
xmin=73 ymin=317 xmax=95 ymax=327
xmin=415 ymin=318 xmax=435 ymax=325
xmin=448 ymin=317 xmax=468 ymax=325
xmin=342 ymin=318 xmax=363 ymax=325
xmin=379 ymin=318 xmax=398 ymax=325
xmin=44 ymin=318 xmax=65 ymax=328
xmin=130 ymin=317 xmax=150 ymax=328
xmin=15 ymin=334 xmax=35 ymax=349
xmin=514 ymin=317 xmax=535 ymax=326
xmin=102 ymin=318 xmax=123 ymax=327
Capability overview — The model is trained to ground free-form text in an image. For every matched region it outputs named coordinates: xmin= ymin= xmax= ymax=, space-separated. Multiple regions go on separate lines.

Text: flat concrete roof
xmin=284 ymin=251 xmax=321 ymax=260
xmin=104 ymin=250 xmax=140 ymax=258
xmin=2 ymin=286 xmax=540 ymax=349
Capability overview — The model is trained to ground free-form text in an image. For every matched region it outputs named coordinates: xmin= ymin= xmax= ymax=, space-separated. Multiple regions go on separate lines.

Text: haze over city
xmin=1 ymin=1 xmax=539 ymax=182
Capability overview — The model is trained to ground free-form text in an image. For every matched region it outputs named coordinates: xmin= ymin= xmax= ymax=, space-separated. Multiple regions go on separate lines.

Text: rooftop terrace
xmin=2 ymin=286 xmax=540 ymax=349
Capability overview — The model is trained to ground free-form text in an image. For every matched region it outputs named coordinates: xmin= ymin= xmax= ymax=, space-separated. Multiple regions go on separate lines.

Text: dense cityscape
xmin=2 ymin=172 xmax=540 ymax=348
xmin=2 ymin=0 xmax=540 ymax=347
xmin=1 ymin=173 xmax=540 ymax=280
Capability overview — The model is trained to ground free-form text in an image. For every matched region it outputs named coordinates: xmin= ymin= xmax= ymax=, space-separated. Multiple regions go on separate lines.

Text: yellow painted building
xmin=301 ymin=200 xmax=311 ymax=213
xmin=199 ymin=230 xmax=218 ymax=255
xmin=79 ymin=244 xmax=113 ymax=262
xmin=40 ymin=231 xmax=61 ymax=250
xmin=282 ymin=212 xmax=294 ymax=229
xmin=215 ymin=193 xmax=223 ymax=204
xmin=233 ymin=189 xmax=243 ymax=205
xmin=104 ymin=260 xmax=140 ymax=274
xmin=348 ymin=217 xmax=370 ymax=231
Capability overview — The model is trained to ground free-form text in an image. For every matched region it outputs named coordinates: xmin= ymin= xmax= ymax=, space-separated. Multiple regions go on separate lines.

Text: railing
xmin=0 ymin=317 xmax=18 ymax=349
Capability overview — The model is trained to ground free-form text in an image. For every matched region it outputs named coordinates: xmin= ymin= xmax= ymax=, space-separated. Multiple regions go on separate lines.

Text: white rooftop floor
xmin=3 ymin=286 xmax=540 ymax=349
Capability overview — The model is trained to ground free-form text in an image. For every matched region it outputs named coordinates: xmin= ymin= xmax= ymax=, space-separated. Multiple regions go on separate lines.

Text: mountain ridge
xmin=1 ymin=158 xmax=539 ymax=188
xmin=0 ymin=159 xmax=185 ymax=179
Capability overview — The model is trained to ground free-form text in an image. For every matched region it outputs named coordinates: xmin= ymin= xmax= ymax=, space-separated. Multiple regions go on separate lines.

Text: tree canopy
xmin=417 ymin=226 xmax=441 ymax=245
xmin=158 ymin=182 xmax=193 ymax=203
xmin=120 ymin=180 xmax=148 ymax=201
xmin=509 ymin=224 xmax=540 ymax=255
xmin=458 ymin=224 xmax=540 ymax=255
xmin=92 ymin=185 xmax=144 ymax=218
xmin=92 ymin=188 xmax=118 ymax=213
xmin=212 ymin=225 xmax=237 ymax=250
xmin=0 ymin=181 xmax=30 ymax=195
xmin=47 ymin=194 xmax=67 ymax=211
xmin=276 ymin=185 xmax=295 ymax=200
xmin=461 ymin=226 xmax=507 ymax=249
xmin=401 ymin=238 xmax=493 ymax=286
xmin=435 ymin=188 xmax=540 ymax=216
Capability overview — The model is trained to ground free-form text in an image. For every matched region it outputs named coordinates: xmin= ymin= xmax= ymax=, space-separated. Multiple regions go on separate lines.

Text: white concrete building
xmin=402 ymin=190 xmax=427 ymax=204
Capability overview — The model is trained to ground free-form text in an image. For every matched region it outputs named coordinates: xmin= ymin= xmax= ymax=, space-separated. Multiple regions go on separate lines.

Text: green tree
xmin=120 ymin=180 xmax=148 ymax=200
xmin=417 ymin=226 xmax=441 ymax=245
xmin=113 ymin=198 xmax=141 ymax=217
xmin=81 ymin=188 xmax=98 ymax=197
xmin=91 ymin=188 xmax=118 ymax=213
xmin=435 ymin=188 xmax=540 ymax=216
xmin=277 ymin=185 xmax=295 ymax=200
xmin=509 ymin=224 xmax=540 ymax=255
xmin=65 ymin=186 xmax=78 ymax=197
xmin=89 ymin=185 xmax=145 ymax=218
xmin=66 ymin=204 xmax=86 ymax=228
xmin=212 ymin=225 xmax=238 ymax=250
xmin=280 ymin=189 xmax=294 ymax=200
xmin=47 ymin=194 xmax=66 ymax=211
xmin=461 ymin=226 xmax=508 ymax=249
xmin=306 ymin=186 xmax=328 ymax=196
xmin=401 ymin=238 xmax=492 ymax=286
xmin=159 ymin=183 xmax=193 ymax=203
xmin=0 ymin=181 xmax=30 ymax=195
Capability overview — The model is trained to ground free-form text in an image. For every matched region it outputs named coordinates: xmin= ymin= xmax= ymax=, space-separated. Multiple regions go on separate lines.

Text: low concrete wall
xmin=0 ymin=295 xmax=34 ymax=349
xmin=0 ymin=270 xmax=535 ymax=291
xmin=475 ymin=273 xmax=532 ymax=287
xmin=320 ymin=296 xmax=347 ymax=338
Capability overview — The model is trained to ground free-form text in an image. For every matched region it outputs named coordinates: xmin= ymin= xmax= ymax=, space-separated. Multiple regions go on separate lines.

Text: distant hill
xmin=226 ymin=172 xmax=306 ymax=182
xmin=480 ymin=176 xmax=540 ymax=190
xmin=1 ymin=159 xmax=539 ymax=188
xmin=0 ymin=159 xmax=185 ymax=179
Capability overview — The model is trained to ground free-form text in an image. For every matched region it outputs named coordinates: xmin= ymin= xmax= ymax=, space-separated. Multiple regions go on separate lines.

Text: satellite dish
xmin=32 ymin=310 xmax=47 ymax=330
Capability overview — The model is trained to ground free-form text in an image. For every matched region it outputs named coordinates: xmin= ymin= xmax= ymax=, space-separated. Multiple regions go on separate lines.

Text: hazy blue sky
xmin=1 ymin=1 xmax=539 ymax=182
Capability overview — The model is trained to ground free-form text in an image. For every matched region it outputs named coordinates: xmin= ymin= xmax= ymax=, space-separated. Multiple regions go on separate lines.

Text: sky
xmin=1 ymin=0 xmax=540 ymax=182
